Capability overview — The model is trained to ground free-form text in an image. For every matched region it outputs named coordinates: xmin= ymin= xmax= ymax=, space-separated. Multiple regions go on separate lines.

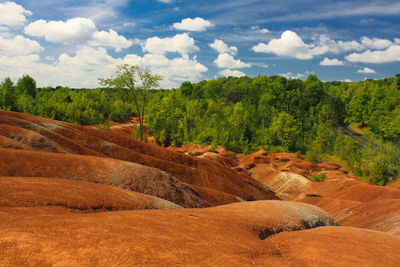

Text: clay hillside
xmin=1 ymin=110 xmax=400 ymax=266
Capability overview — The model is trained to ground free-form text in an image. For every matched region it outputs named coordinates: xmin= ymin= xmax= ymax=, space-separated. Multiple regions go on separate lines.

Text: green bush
xmin=310 ymin=173 xmax=326 ymax=182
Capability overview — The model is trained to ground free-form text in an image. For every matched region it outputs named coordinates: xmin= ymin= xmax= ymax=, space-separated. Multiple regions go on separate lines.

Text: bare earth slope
xmin=0 ymin=148 xmax=209 ymax=208
xmin=2 ymin=111 xmax=400 ymax=265
xmin=236 ymin=149 xmax=400 ymax=236
xmin=0 ymin=110 xmax=277 ymax=204
xmin=1 ymin=200 xmax=400 ymax=266
xmin=0 ymin=177 xmax=182 ymax=210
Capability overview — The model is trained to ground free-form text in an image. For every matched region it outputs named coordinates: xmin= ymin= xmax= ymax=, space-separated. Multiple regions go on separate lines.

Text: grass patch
xmin=310 ymin=173 xmax=326 ymax=182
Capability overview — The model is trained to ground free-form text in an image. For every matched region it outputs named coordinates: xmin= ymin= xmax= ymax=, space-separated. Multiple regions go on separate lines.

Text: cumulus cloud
xmin=213 ymin=53 xmax=251 ymax=69
xmin=173 ymin=17 xmax=214 ymax=32
xmin=315 ymin=35 xmax=364 ymax=54
xmin=0 ymin=54 xmax=53 ymax=83
xmin=24 ymin=17 xmax=133 ymax=51
xmin=360 ymin=37 xmax=392 ymax=50
xmin=143 ymin=33 xmax=199 ymax=56
xmin=320 ymin=57 xmax=345 ymax=66
xmin=0 ymin=45 xmax=207 ymax=88
xmin=252 ymin=30 xmax=382 ymax=60
xmin=395 ymin=38 xmax=400 ymax=44
xmin=345 ymin=45 xmax=400 ymax=63
xmin=25 ymin=18 xmax=96 ymax=44
xmin=219 ymin=69 xmax=246 ymax=77
xmin=89 ymin=29 xmax=132 ymax=51
xmin=0 ymin=1 xmax=32 ymax=27
xmin=0 ymin=35 xmax=43 ymax=56
xmin=252 ymin=30 xmax=315 ymax=60
xmin=209 ymin=39 xmax=237 ymax=55
xmin=125 ymin=54 xmax=208 ymax=87
xmin=357 ymin=67 xmax=376 ymax=74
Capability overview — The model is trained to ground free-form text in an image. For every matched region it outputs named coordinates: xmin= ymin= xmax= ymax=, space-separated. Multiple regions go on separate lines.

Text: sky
xmin=0 ymin=0 xmax=400 ymax=88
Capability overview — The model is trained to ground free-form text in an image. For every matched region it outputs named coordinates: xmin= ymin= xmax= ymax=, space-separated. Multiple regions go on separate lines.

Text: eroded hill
xmin=1 ymin=110 xmax=400 ymax=266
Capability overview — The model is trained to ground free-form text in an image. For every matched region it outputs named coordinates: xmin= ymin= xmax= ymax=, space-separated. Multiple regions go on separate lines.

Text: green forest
xmin=1 ymin=73 xmax=399 ymax=186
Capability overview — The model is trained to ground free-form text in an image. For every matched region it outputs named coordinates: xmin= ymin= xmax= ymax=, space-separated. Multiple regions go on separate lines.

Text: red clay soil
xmin=327 ymin=183 xmax=400 ymax=202
xmin=389 ymin=178 xmax=400 ymax=189
xmin=0 ymin=200 xmax=339 ymax=266
xmin=299 ymin=183 xmax=400 ymax=235
xmin=0 ymin=110 xmax=277 ymax=203
xmin=263 ymin=226 xmax=400 ymax=266
xmin=2 ymin=200 xmax=400 ymax=266
xmin=0 ymin=148 xmax=210 ymax=208
xmin=299 ymin=196 xmax=361 ymax=220
xmin=233 ymin=148 xmax=400 ymax=237
xmin=338 ymin=199 xmax=400 ymax=235
xmin=0 ymin=177 xmax=181 ymax=210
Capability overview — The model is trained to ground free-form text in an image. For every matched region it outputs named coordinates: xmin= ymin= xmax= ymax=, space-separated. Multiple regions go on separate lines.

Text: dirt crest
xmin=0 ymin=148 xmax=208 ymax=208
xmin=0 ymin=177 xmax=182 ymax=211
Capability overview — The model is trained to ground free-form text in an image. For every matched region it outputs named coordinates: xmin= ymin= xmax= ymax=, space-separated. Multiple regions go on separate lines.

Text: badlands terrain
xmin=1 ymin=110 xmax=400 ymax=266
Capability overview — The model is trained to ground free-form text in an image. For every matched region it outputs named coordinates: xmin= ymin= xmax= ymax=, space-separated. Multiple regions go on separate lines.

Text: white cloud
xmin=0 ymin=35 xmax=43 ymax=56
xmin=25 ymin=18 xmax=96 ymax=44
xmin=320 ymin=57 xmax=345 ymax=66
xmin=55 ymin=47 xmax=122 ymax=87
xmin=345 ymin=45 xmax=400 ymax=63
xmin=252 ymin=31 xmax=375 ymax=60
xmin=0 ymin=26 xmax=9 ymax=32
xmin=315 ymin=35 xmax=364 ymax=54
xmin=143 ymin=33 xmax=199 ymax=56
xmin=219 ymin=69 xmax=246 ymax=77
xmin=252 ymin=30 xmax=315 ymax=60
xmin=122 ymin=22 xmax=136 ymax=28
xmin=125 ymin=54 xmax=208 ymax=87
xmin=209 ymin=39 xmax=237 ymax=55
xmin=173 ymin=17 xmax=214 ymax=32
xmin=0 ymin=1 xmax=31 ymax=27
xmin=0 ymin=45 xmax=207 ymax=88
xmin=360 ymin=37 xmax=392 ymax=50
xmin=89 ymin=29 xmax=132 ymax=52
xmin=64 ymin=0 xmax=128 ymax=22
xmin=213 ymin=53 xmax=251 ymax=69
xmin=0 ymin=47 xmax=122 ymax=88
xmin=357 ymin=67 xmax=376 ymax=74
xmin=158 ymin=0 xmax=173 ymax=3
xmin=395 ymin=38 xmax=400 ymax=44
xmin=251 ymin=25 xmax=269 ymax=33
xmin=280 ymin=72 xmax=305 ymax=79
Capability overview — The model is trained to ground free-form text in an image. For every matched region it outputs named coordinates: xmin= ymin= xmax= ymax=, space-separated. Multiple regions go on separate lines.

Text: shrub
xmin=310 ymin=173 xmax=326 ymax=182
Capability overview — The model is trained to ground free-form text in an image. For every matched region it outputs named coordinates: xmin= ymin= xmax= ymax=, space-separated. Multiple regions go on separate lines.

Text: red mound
xmin=0 ymin=110 xmax=277 ymax=204
xmin=233 ymin=149 xmax=400 ymax=237
xmin=0 ymin=177 xmax=181 ymax=211
xmin=338 ymin=199 xmax=400 ymax=235
xmin=0 ymin=200 xmax=343 ymax=266
xmin=263 ymin=226 xmax=400 ymax=266
xmin=0 ymin=148 xmax=208 ymax=208
xmin=2 ymin=200 xmax=400 ymax=266
xmin=328 ymin=183 xmax=400 ymax=202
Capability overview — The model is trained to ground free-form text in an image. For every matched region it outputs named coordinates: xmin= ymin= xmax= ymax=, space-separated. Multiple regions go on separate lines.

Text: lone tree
xmin=99 ymin=64 xmax=163 ymax=141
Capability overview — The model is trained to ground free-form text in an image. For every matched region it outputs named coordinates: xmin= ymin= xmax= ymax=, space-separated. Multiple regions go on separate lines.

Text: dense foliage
xmin=1 ymin=74 xmax=399 ymax=185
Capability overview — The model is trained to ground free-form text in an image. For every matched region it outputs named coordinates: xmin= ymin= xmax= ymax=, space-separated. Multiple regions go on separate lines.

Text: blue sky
xmin=1 ymin=0 xmax=400 ymax=88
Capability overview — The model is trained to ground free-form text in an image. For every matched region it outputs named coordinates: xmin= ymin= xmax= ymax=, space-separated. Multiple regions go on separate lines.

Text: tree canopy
xmin=99 ymin=64 xmax=162 ymax=141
